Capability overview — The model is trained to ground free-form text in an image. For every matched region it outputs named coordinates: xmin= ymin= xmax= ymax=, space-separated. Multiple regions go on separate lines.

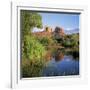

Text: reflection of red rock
xmin=55 ymin=51 xmax=64 ymax=62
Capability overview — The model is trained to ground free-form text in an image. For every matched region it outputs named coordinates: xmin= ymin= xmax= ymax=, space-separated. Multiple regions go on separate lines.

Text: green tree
xmin=21 ymin=10 xmax=43 ymax=35
xmin=21 ymin=10 xmax=47 ymax=77
xmin=21 ymin=10 xmax=43 ymax=59
xmin=23 ymin=35 xmax=46 ymax=60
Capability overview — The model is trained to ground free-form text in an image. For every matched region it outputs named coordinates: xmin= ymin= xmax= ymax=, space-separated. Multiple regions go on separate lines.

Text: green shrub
xmin=22 ymin=35 xmax=46 ymax=60
xmin=38 ymin=36 xmax=57 ymax=46
xmin=22 ymin=59 xmax=45 ymax=77
xmin=22 ymin=35 xmax=46 ymax=77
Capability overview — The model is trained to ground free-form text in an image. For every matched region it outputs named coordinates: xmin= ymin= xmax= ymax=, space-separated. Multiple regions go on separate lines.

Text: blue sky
xmin=33 ymin=12 xmax=80 ymax=32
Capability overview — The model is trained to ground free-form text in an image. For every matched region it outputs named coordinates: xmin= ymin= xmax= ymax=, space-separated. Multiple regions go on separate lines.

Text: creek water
xmin=42 ymin=54 xmax=79 ymax=76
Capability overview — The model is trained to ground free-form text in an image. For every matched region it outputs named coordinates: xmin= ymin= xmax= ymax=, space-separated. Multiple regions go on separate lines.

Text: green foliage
xmin=62 ymin=39 xmax=76 ymax=47
xmin=21 ymin=10 xmax=47 ymax=77
xmin=38 ymin=36 xmax=57 ymax=46
xmin=21 ymin=10 xmax=43 ymax=35
xmin=21 ymin=10 xmax=44 ymax=60
xmin=22 ymin=59 xmax=45 ymax=77
xmin=62 ymin=34 xmax=79 ymax=48
xmin=22 ymin=35 xmax=46 ymax=60
xmin=38 ymin=37 xmax=49 ymax=45
xmin=22 ymin=35 xmax=46 ymax=77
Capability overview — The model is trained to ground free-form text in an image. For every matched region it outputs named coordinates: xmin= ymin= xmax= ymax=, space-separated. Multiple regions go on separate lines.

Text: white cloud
xmin=66 ymin=28 xmax=73 ymax=31
xmin=32 ymin=27 xmax=44 ymax=32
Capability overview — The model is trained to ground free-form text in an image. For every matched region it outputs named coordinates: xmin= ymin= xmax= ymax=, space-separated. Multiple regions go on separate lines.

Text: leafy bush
xmin=22 ymin=59 xmax=45 ymax=77
xmin=62 ymin=40 xmax=77 ymax=48
xmin=21 ymin=11 xmax=48 ymax=77
xmin=22 ymin=35 xmax=46 ymax=60
xmin=38 ymin=36 xmax=57 ymax=46
xmin=62 ymin=34 xmax=79 ymax=48
xmin=22 ymin=35 xmax=46 ymax=77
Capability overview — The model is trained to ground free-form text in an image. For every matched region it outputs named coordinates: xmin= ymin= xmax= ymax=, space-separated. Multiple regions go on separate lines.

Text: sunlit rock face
xmin=32 ymin=26 xmax=53 ymax=38
xmin=54 ymin=27 xmax=64 ymax=34
xmin=32 ymin=26 xmax=65 ymax=39
xmin=45 ymin=26 xmax=52 ymax=33
xmin=53 ymin=26 xmax=65 ymax=39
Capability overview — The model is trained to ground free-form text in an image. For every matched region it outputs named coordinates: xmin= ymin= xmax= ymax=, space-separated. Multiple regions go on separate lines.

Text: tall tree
xmin=21 ymin=10 xmax=43 ymax=35
xmin=20 ymin=10 xmax=43 ymax=59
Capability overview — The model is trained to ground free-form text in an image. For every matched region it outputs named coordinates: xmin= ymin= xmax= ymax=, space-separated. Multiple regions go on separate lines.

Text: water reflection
xmin=55 ymin=49 xmax=64 ymax=62
xmin=43 ymin=48 xmax=79 ymax=76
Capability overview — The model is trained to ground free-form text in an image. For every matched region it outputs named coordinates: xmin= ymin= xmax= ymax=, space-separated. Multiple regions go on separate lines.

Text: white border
xmin=11 ymin=1 xmax=88 ymax=88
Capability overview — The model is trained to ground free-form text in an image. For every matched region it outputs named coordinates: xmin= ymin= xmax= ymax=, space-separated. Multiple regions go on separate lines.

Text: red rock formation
xmin=32 ymin=26 xmax=53 ymax=38
xmin=53 ymin=26 xmax=65 ymax=39
xmin=32 ymin=26 xmax=65 ymax=38
xmin=54 ymin=26 xmax=64 ymax=36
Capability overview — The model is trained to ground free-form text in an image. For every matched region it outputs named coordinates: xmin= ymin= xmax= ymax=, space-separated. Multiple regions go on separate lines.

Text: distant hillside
xmin=65 ymin=28 xmax=79 ymax=35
